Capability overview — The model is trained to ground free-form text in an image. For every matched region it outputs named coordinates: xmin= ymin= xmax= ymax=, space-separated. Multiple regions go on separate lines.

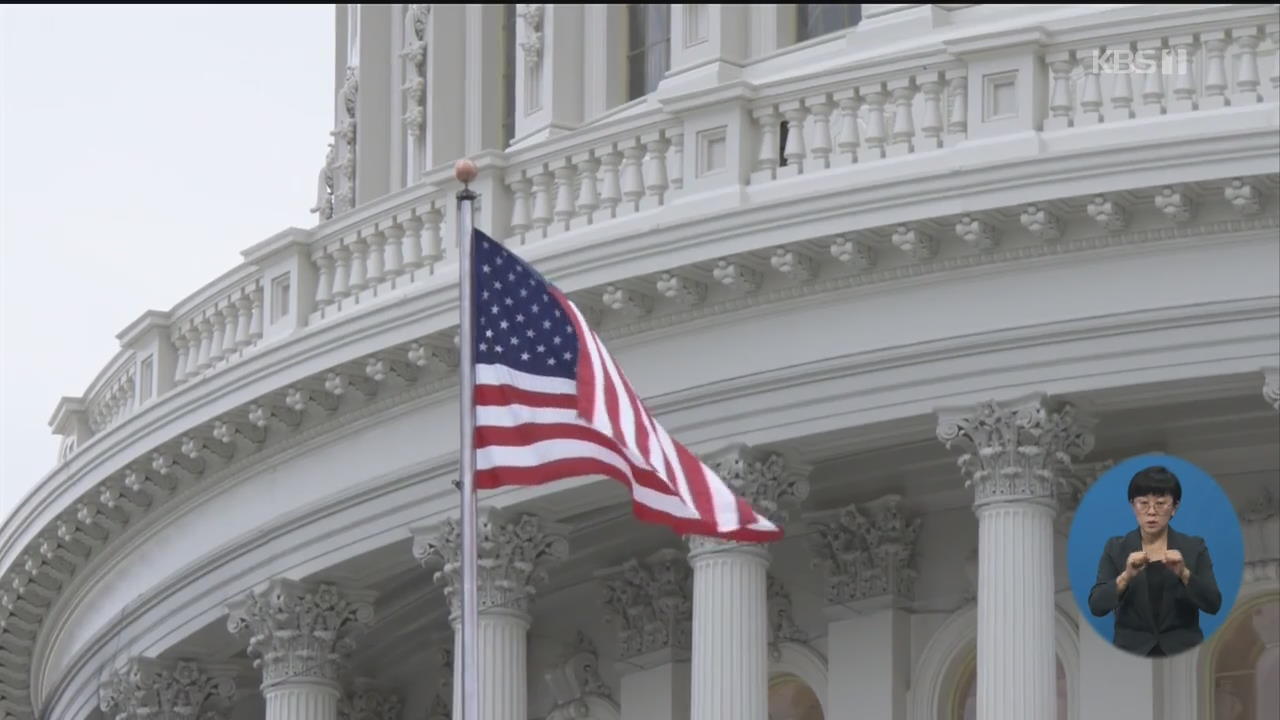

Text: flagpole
xmin=454 ymin=158 xmax=480 ymax=720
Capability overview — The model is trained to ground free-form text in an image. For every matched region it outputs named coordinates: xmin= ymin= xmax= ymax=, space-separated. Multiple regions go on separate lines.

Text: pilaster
xmin=99 ymin=657 xmax=238 ymax=720
xmin=659 ymin=5 xmax=749 ymax=99
xmin=807 ymin=495 xmax=920 ymax=720
xmin=514 ymin=4 xmax=585 ymax=145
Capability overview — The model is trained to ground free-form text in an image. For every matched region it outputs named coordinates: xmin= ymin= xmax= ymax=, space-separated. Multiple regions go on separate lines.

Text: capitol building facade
xmin=3 ymin=4 xmax=1279 ymax=720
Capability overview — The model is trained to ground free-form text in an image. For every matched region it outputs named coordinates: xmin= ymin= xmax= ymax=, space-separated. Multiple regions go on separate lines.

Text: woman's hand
xmin=1163 ymin=549 xmax=1191 ymax=584
xmin=1117 ymin=551 xmax=1150 ymax=592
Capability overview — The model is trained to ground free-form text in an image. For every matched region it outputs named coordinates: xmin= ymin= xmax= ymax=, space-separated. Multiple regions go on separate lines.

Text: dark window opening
xmin=797 ymin=4 xmax=862 ymax=42
xmin=627 ymin=4 xmax=671 ymax=100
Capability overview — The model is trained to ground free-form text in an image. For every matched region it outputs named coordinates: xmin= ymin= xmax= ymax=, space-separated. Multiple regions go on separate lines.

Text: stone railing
xmin=45 ymin=8 xmax=1280 ymax=469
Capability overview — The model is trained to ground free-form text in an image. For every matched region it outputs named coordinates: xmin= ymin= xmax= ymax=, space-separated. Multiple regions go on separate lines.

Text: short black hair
xmin=1128 ymin=465 xmax=1182 ymax=504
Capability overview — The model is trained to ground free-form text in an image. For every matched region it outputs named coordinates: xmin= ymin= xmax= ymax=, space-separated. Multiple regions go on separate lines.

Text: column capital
xmin=597 ymin=548 xmax=693 ymax=664
xmin=806 ymin=495 xmax=921 ymax=610
xmin=704 ymin=443 xmax=811 ymax=525
xmin=412 ymin=507 xmax=569 ymax=619
xmin=226 ymin=579 xmax=376 ymax=689
xmin=936 ymin=394 xmax=1095 ymax=507
xmin=99 ymin=657 xmax=237 ymax=720
xmin=1263 ymin=366 xmax=1279 ymax=411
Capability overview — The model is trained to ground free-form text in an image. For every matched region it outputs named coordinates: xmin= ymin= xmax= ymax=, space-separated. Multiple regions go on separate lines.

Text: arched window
xmin=627 ymin=4 xmax=670 ymax=100
xmin=949 ymin=648 xmax=1068 ymax=720
xmin=1208 ymin=594 xmax=1279 ymax=720
xmin=769 ymin=673 xmax=824 ymax=720
xmin=796 ymin=4 xmax=861 ymax=42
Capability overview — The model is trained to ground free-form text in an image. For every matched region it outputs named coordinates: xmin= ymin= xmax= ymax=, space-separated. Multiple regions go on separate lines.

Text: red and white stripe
xmin=473 ymin=290 xmax=781 ymax=542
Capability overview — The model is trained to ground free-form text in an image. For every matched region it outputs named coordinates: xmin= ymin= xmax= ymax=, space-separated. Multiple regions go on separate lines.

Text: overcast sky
xmin=1 ymin=6 xmax=335 ymax=521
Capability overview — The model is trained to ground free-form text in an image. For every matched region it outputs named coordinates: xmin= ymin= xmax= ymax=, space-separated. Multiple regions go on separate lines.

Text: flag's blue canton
xmin=473 ymin=232 xmax=578 ymax=380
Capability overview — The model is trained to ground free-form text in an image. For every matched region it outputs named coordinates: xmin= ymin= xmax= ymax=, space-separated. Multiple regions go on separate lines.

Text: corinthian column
xmin=413 ymin=508 xmax=569 ymax=720
xmin=688 ymin=446 xmax=808 ymax=720
xmin=937 ymin=394 xmax=1093 ymax=720
xmin=226 ymin=579 xmax=376 ymax=720
xmin=99 ymin=657 xmax=238 ymax=719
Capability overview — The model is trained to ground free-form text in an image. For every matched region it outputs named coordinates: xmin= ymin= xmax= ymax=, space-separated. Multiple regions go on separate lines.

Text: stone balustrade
xmin=46 ymin=8 xmax=1280 ymax=470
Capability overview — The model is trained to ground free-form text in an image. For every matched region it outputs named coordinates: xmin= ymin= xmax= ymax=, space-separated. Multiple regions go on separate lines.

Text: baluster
xmin=314 ymin=252 xmax=335 ymax=308
xmin=945 ymin=71 xmax=968 ymax=143
xmin=750 ymin=107 xmax=781 ymax=181
xmin=1075 ymin=51 xmax=1103 ymax=126
xmin=917 ymin=72 xmax=944 ymax=150
xmin=382 ymin=222 xmax=405 ymax=280
xmin=1104 ymin=43 xmax=1135 ymax=122
xmin=1169 ymin=36 xmax=1198 ymax=113
xmin=806 ymin=94 xmax=833 ymax=169
xmin=401 ymin=215 xmax=424 ymax=271
xmin=642 ymin=134 xmax=670 ymax=206
xmin=885 ymin=78 xmax=917 ymax=158
xmin=620 ymin=143 xmax=646 ymax=212
xmin=832 ymin=90 xmax=860 ymax=166
xmin=1134 ymin=39 xmax=1167 ymax=118
xmin=1201 ymin=31 xmax=1230 ymax=109
xmin=553 ymin=161 xmax=577 ymax=230
xmin=531 ymin=169 xmax=554 ymax=232
xmin=509 ymin=177 xmax=532 ymax=238
xmin=220 ymin=304 xmax=238 ymax=358
xmin=331 ymin=245 xmax=351 ymax=300
xmin=1044 ymin=51 xmax=1075 ymax=129
xmin=1268 ymin=24 xmax=1279 ymax=92
xmin=248 ymin=288 xmax=263 ymax=342
xmin=208 ymin=305 xmax=227 ymax=365
xmin=365 ymin=230 xmax=386 ymax=286
xmin=575 ymin=154 xmax=600 ymax=224
xmin=422 ymin=208 xmax=444 ymax=265
xmin=195 ymin=318 xmax=214 ymax=372
xmin=778 ymin=101 xmax=808 ymax=175
xmin=598 ymin=150 xmax=622 ymax=219
xmin=347 ymin=236 xmax=368 ymax=294
xmin=1231 ymin=27 xmax=1263 ymax=105
xmin=861 ymin=83 xmax=888 ymax=159
xmin=667 ymin=133 xmax=684 ymax=192
xmin=184 ymin=324 xmax=201 ymax=377
xmin=234 ymin=295 xmax=253 ymax=347
xmin=172 ymin=334 xmax=189 ymax=385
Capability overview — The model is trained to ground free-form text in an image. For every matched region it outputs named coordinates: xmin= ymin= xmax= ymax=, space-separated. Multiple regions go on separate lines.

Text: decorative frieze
xmin=598 ymin=549 xmax=693 ymax=660
xmin=703 ymin=444 xmax=809 ymax=526
xmin=226 ymin=579 xmax=375 ymax=687
xmin=807 ymin=495 xmax=920 ymax=606
xmin=412 ymin=509 xmax=569 ymax=618
xmin=99 ymin=657 xmax=236 ymax=720
xmin=936 ymin=394 xmax=1095 ymax=506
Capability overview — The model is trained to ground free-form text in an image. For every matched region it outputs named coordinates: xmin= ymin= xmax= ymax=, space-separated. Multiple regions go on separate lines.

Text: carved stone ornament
xmin=518 ymin=4 xmax=545 ymax=69
xmin=767 ymin=575 xmax=808 ymax=658
xmin=99 ymin=657 xmax=236 ymax=720
xmin=1242 ymin=485 xmax=1280 ymax=584
xmin=598 ymin=549 xmax=693 ymax=660
xmin=338 ymin=680 xmax=403 ymax=720
xmin=545 ymin=631 xmax=615 ymax=719
xmin=1055 ymin=460 xmax=1115 ymax=536
xmin=400 ymin=5 xmax=430 ymax=138
xmin=225 ymin=579 xmax=375 ymax=687
xmin=1263 ymin=366 xmax=1279 ymax=412
xmin=807 ymin=495 xmax=921 ymax=605
xmin=412 ymin=508 xmax=569 ymax=618
xmin=705 ymin=444 xmax=809 ymax=526
xmin=936 ymin=395 xmax=1095 ymax=506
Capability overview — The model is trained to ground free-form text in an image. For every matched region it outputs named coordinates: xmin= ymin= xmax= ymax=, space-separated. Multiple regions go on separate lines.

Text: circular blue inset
xmin=1067 ymin=453 xmax=1244 ymax=653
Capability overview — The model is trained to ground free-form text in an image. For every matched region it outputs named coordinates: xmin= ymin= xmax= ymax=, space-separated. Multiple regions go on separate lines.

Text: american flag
xmin=471 ymin=230 xmax=781 ymax=542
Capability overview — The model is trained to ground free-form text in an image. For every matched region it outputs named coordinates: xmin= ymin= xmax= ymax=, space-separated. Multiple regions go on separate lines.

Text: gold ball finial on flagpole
xmin=454 ymin=158 xmax=479 ymax=186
